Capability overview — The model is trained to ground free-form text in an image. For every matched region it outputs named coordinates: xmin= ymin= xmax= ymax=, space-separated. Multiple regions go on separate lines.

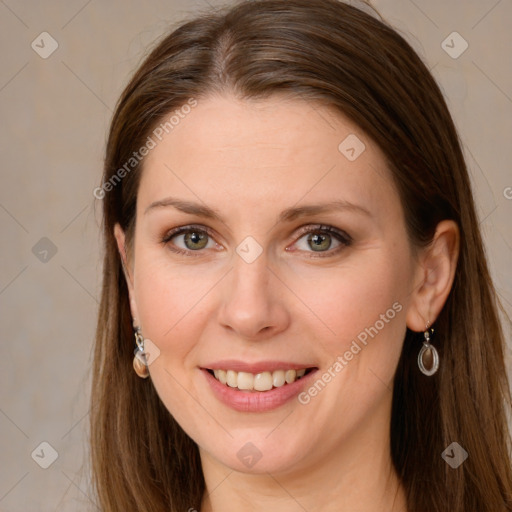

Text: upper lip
xmin=201 ymin=360 xmax=318 ymax=374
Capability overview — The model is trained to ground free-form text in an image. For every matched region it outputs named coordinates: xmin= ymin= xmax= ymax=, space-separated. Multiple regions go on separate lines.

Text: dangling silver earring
xmin=133 ymin=326 xmax=150 ymax=379
xmin=418 ymin=323 xmax=439 ymax=376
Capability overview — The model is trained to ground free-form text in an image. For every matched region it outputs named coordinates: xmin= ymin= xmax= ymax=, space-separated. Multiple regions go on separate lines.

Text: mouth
xmin=205 ymin=367 xmax=316 ymax=392
xmin=200 ymin=361 xmax=319 ymax=412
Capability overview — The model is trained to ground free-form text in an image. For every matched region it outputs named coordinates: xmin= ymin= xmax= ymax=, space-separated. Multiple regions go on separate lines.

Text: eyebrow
xmin=144 ymin=196 xmax=372 ymax=222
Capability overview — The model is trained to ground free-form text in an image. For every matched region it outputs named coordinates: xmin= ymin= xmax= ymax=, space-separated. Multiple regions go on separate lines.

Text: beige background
xmin=0 ymin=0 xmax=510 ymax=510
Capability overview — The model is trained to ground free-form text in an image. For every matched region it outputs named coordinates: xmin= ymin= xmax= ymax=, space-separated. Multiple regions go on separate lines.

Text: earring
xmin=417 ymin=323 xmax=439 ymax=376
xmin=133 ymin=326 xmax=150 ymax=379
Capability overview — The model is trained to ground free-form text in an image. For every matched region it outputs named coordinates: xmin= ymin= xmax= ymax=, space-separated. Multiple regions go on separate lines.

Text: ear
xmin=114 ymin=223 xmax=140 ymax=328
xmin=406 ymin=220 xmax=460 ymax=331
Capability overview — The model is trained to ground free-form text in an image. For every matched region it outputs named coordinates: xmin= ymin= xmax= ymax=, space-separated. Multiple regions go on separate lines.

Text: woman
xmin=90 ymin=0 xmax=512 ymax=510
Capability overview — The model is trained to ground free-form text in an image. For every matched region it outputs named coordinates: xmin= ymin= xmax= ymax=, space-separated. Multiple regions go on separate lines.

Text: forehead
xmin=137 ymin=94 xmax=399 ymax=221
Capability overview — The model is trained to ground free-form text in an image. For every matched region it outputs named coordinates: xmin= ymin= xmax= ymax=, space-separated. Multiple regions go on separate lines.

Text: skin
xmin=114 ymin=94 xmax=459 ymax=512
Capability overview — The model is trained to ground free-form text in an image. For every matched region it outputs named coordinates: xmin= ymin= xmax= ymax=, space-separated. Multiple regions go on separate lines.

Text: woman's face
xmin=116 ymin=94 xmax=423 ymax=475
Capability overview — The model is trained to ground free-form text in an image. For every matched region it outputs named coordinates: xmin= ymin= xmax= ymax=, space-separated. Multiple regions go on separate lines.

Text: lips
xmin=200 ymin=360 xmax=319 ymax=412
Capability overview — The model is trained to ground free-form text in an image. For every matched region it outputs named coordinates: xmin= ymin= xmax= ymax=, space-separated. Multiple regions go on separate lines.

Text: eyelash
xmin=161 ymin=223 xmax=352 ymax=258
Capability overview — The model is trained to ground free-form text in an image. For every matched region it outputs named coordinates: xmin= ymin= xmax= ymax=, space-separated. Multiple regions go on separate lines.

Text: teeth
xmin=226 ymin=370 xmax=238 ymax=388
xmin=254 ymin=371 xmax=273 ymax=391
xmin=210 ymin=368 xmax=310 ymax=391
xmin=285 ymin=369 xmax=297 ymax=383
xmin=273 ymin=370 xmax=285 ymax=387
xmin=217 ymin=369 xmax=227 ymax=385
xmin=237 ymin=372 xmax=254 ymax=390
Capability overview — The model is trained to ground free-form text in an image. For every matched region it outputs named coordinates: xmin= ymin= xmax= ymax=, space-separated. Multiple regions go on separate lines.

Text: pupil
xmin=310 ymin=233 xmax=330 ymax=251
xmin=186 ymin=231 xmax=207 ymax=249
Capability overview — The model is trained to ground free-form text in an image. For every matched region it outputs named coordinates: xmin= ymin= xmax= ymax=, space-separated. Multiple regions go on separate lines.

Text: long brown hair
xmin=90 ymin=0 xmax=512 ymax=510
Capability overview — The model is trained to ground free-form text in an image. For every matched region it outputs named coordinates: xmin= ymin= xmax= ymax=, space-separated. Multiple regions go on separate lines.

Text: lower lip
xmin=201 ymin=368 xmax=318 ymax=413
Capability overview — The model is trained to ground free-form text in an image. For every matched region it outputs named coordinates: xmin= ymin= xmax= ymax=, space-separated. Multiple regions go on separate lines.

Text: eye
xmin=161 ymin=223 xmax=352 ymax=258
xmin=289 ymin=224 xmax=352 ymax=257
xmin=161 ymin=225 xmax=219 ymax=256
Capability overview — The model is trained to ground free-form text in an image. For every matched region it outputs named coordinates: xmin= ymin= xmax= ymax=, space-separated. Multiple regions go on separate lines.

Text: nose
xmin=216 ymin=249 xmax=290 ymax=341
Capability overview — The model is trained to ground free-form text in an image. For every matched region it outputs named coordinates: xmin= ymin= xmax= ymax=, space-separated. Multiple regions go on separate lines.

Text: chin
xmin=202 ymin=431 xmax=310 ymax=475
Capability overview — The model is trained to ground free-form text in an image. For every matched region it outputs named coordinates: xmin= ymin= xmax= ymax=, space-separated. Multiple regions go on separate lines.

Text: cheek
xmin=288 ymin=254 xmax=410 ymax=432
xmin=134 ymin=262 xmax=207 ymax=347
xmin=288 ymin=250 xmax=411 ymax=351
xmin=131 ymin=248 xmax=225 ymax=384
xmin=131 ymin=257 xmax=214 ymax=427
xmin=289 ymin=251 xmax=412 ymax=424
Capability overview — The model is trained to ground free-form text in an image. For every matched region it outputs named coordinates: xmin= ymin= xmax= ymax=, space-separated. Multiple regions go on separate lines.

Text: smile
xmin=207 ymin=368 xmax=314 ymax=392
